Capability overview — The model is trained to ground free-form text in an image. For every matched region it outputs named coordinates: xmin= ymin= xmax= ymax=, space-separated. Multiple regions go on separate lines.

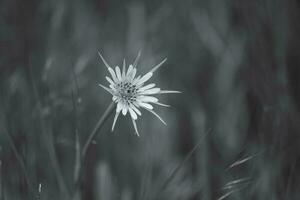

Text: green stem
xmin=73 ymin=102 xmax=115 ymax=200
xmin=81 ymin=102 xmax=116 ymax=159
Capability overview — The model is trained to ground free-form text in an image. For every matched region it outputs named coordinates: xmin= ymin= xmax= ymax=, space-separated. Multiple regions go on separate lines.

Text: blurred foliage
xmin=1 ymin=0 xmax=300 ymax=199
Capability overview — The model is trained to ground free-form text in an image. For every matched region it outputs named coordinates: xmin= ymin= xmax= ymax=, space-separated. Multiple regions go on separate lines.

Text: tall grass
xmin=0 ymin=0 xmax=299 ymax=199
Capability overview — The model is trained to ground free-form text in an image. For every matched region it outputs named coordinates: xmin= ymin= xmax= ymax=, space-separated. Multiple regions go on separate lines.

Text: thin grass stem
xmin=156 ymin=129 xmax=211 ymax=198
xmin=5 ymin=130 xmax=33 ymax=195
xmin=72 ymin=102 xmax=115 ymax=200
xmin=29 ymin=63 xmax=70 ymax=199
xmin=81 ymin=102 xmax=115 ymax=160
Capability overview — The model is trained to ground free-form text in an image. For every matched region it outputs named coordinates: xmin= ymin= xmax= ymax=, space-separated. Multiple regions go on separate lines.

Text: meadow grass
xmin=0 ymin=0 xmax=299 ymax=199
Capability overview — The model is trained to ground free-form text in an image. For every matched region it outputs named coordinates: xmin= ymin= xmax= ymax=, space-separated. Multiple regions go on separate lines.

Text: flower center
xmin=116 ymin=81 xmax=138 ymax=102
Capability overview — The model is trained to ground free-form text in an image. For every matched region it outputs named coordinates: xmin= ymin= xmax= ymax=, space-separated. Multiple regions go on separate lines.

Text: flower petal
xmin=149 ymin=58 xmax=167 ymax=73
xmin=139 ymin=102 xmax=153 ymax=110
xmin=116 ymin=102 xmax=122 ymax=113
xmin=129 ymin=108 xmax=137 ymax=120
xmin=109 ymin=84 xmax=115 ymax=90
xmin=115 ymin=66 xmax=122 ymax=81
xmin=106 ymin=76 xmax=114 ymax=85
xmin=98 ymin=84 xmax=113 ymax=95
xmin=138 ymin=83 xmax=156 ymax=92
xmin=152 ymin=101 xmax=170 ymax=107
xmin=145 ymin=108 xmax=167 ymax=125
xmin=133 ymin=50 xmax=141 ymax=68
xmin=122 ymin=59 xmax=126 ymax=78
xmin=130 ymin=104 xmax=141 ymax=115
xmin=130 ymin=68 xmax=137 ymax=80
xmin=137 ymin=72 xmax=153 ymax=85
xmin=131 ymin=118 xmax=139 ymax=136
xmin=132 ymin=75 xmax=141 ymax=85
xmin=158 ymin=90 xmax=181 ymax=94
xmin=139 ymin=96 xmax=158 ymax=103
xmin=132 ymin=101 xmax=141 ymax=108
xmin=111 ymin=111 xmax=120 ymax=131
xmin=126 ymin=64 xmax=133 ymax=76
xmin=108 ymin=67 xmax=118 ymax=82
xmin=98 ymin=52 xmax=111 ymax=69
xmin=140 ymin=88 xmax=161 ymax=95
xmin=122 ymin=106 xmax=128 ymax=115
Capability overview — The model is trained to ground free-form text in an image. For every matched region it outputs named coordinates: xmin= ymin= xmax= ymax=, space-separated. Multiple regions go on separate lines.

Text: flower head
xmin=98 ymin=52 xmax=180 ymax=136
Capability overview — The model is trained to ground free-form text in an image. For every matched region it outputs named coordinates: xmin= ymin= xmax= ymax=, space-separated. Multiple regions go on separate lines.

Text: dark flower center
xmin=116 ymin=81 xmax=138 ymax=102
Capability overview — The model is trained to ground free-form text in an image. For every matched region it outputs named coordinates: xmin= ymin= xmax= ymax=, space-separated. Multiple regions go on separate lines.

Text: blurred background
xmin=1 ymin=0 xmax=300 ymax=199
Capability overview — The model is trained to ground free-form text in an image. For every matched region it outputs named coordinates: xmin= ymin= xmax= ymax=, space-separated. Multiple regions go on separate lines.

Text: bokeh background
xmin=1 ymin=0 xmax=300 ymax=199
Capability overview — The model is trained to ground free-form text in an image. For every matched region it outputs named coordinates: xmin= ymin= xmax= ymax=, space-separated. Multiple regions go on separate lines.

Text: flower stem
xmin=81 ymin=102 xmax=116 ymax=159
xmin=73 ymin=102 xmax=115 ymax=200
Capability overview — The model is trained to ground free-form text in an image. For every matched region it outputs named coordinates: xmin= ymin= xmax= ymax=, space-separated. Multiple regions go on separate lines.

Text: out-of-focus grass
xmin=0 ymin=0 xmax=300 ymax=199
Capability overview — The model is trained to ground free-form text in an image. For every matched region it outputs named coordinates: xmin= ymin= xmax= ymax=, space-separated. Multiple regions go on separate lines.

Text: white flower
xmin=98 ymin=52 xmax=180 ymax=136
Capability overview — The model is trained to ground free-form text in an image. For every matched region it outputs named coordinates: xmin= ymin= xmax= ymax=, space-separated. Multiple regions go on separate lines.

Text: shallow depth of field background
xmin=1 ymin=0 xmax=300 ymax=199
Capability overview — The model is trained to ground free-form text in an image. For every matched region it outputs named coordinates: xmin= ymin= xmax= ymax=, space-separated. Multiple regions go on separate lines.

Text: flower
xmin=98 ymin=52 xmax=180 ymax=136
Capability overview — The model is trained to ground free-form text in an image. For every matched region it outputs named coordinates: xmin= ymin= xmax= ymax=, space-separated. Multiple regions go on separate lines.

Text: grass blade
xmin=156 ymin=129 xmax=211 ymax=197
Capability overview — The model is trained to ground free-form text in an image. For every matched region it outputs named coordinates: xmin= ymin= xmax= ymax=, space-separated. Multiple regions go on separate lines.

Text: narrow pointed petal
xmin=138 ymin=83 xmax=156 ymax=92
xmin=139 ymin=102 xmax=153 ymax=110
xmin=130 ymin=104 xmax=141 ymax=115
xmin=98 ymin=52 xmax=111 ymax=69
xmin=122 ymin=106 xmax=128 ymax=115
xmin=116 ymin=102 xmax=122 ymax=113
xmin=140 ymin=88 xmax=161 ymax=95
xmin=122 ymin=59 xmax=126 ymax=78
xmin=109 ymin=84 xmax=115 ymax=90
xmin=152 ymin=101 xmax=170 ymax=107
xmin=149 ymin=58 xmax=167 ymax=73
xmin=133 ymin=50 xmax=141 ymax=68
xmin=145 ymin=108 xmax=167 ymax=125
xmin=133 ymin=101 xmax=141 ymax=108
xmin=111 ymin=111 xmax=120 ymax=131
xmin=105 ymin=76 xmax=114 ymax=85
xmin=108 ymin=67 xmax=118 ymax=82
xmin=131 ymin=118 xmax=139 ymax=136
xmin=127 ymin=64 xmax=133 ymax=76
xmin=159 ymin=90 xmax=181 ymax=94
xmin=129 ymin=108 xmax=137 ymax=120
xmin=98 ymin=84 xmax=113 ymax=95
xmin=130 ymin=68 xmax=137 ymax=80
xmin=132 ymin=75 xmax=141 ymax=85
xmin=137 ymin=72 xmax=153 ymax=85
xmin=115 ymin=66 xmax=122 ymax=81
xmin=139 ymin=96 xmax=158 ymax=103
